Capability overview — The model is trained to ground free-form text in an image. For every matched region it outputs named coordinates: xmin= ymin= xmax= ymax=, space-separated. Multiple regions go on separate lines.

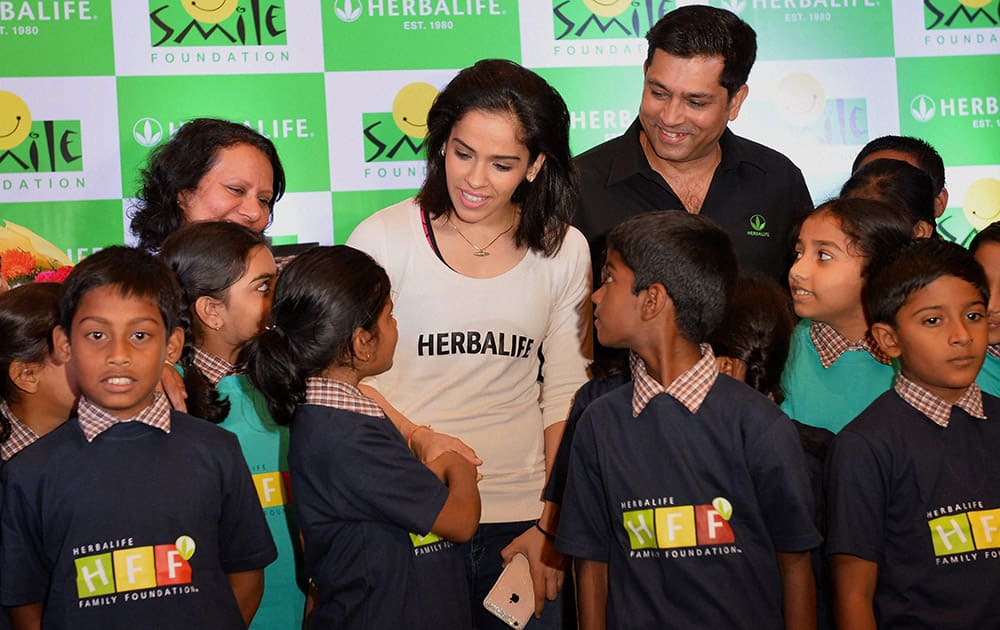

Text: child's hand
xmin=158 ymin=362 xmax=188 ymax=413
xmin=501 ymin=524 xmax=567 ymax=618
xmin=411 ymin=428 xmax=483 ymax=467
xmin=425 ymin=451 xmax=478 ymax=485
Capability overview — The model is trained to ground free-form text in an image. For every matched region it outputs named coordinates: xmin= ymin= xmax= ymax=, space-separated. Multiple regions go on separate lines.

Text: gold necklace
xmin=445 ymin=214 xmax=515 ymax=257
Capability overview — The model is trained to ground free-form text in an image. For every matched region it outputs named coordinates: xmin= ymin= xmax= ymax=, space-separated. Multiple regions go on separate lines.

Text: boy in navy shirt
xmin=0 ymin=247 xmax=276 ymax=630
xmin=828 ymin=239 xmax=1000 ymax=628
xmin=556 ymin=212 xmax=820 ymax=629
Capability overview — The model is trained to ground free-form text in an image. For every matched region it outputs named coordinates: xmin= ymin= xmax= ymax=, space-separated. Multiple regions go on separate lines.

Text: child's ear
xmin=193 ymin=296 xmax=225 ymax=332
xmin=165 ymin=327 xmax=184 ymax=365
xmin=53 ymin=325 xmax=72 ymax=362
xmin=352 ymin=326 xmax=375 ymax=363
xmin=8 ymin=360 xmax=40 ymax=395
xmin=870 ymin=322 xmax=902 ymax=359
xmin=640 ymin=283 xmax=670 ymax=322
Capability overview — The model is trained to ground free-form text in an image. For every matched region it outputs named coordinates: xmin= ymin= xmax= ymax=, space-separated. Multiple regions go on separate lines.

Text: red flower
xmin=0 ymin=249 xmax=37 ymax=280
xmin=34 ymin=265 xmax=73 ymax=283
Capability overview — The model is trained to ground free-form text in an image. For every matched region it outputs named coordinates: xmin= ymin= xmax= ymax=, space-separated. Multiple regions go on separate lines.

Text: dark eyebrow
xmin=453 ymin=137 xmax=523 ymax=162
xmin=646 ymin=78 xmax=716 ymax=101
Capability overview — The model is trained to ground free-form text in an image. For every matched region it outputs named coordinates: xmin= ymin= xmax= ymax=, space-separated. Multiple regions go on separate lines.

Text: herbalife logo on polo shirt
xmin=909 ymin=93 xmax=999 ymax=123
xmin=334 ymin=0 xmax=504 ymax=22
xmin=622 ymin=496 xmax=742 ymax=559
xmin=0 ymin=90 xmax=83 ymax=175
xmin=552 ymin=0 xmax=671 ymax=40
xmin=925 ymin=0 xmax=999 ymax=30
xmin=73 ymin=535 xmax=200 ymax=607
xmin=747 ymin=214 xmax=770 ymax=238
xmin=363 ymin=82 xmax=437 ymax=164
xmin=147 ymin=0 xmax=287 ymax=46
xmin=927 ymin=501 xmax=1000 ymax=565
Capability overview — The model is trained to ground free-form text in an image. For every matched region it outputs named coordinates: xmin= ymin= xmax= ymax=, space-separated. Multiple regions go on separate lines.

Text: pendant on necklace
xmin=474 ymin=250 xmax=489 ymax=257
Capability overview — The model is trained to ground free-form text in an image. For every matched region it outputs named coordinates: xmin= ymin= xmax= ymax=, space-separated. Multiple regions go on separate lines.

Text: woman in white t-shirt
xmin=348 ymin=58 xmax=590 ymax=630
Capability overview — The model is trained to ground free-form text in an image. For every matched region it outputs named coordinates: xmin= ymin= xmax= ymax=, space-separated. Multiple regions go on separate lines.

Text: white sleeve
xmin=539 ymin=227 xmax=592 ymax=429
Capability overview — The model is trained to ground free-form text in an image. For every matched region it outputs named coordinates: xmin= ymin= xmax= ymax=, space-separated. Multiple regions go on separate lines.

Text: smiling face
xmin=592 ymin=249 xmax=644 ymax=349
xmin=392 ymin=82 xmax=438 ymax=139
xmin=177 ymin=143 xmax=274 ymax=233
xmin=443 ymin=109 xmax=544 ymax=227
xmin=789 ymin=212 xmax=867 ymax=336
xmin=55 ymin=286 xmax=183 ymax=420
xmin=181 ymin=0 xmax=240 ymax=23
xmin=218 ymin=245 xmax=277 ymax=350
xmin=639 ymin=50 xmax=747 ymax=170
xmin=973 ymin=241 xmax=1000 ymax=345
xmin=0 ymin=90 xmax=32 ymax=151
xmin=879 ymin=275 xmax=987 ymax=403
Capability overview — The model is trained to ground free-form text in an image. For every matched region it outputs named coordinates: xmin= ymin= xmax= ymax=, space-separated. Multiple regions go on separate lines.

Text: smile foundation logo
xmin=133 ymin=118 xmax=164 ymax=147
xmin=363 ymin=82 xmax=437 ymax=163
xmin=963 ymin=178 xmax=1000 ymax=231
xmin=911 ymin=95 xmax=937 ymax=122
xmin=334 ymin=0 xmax=363 ymax=22
xmin=552 ymin=0 xmax=671 ymax=40
xmin=925 ymin=0 xmax=1000 ymax=30
xmin=0 ymin=90 xmax=83 ymax=175
xmin=148 ymin=0 xmax=287 ymax=47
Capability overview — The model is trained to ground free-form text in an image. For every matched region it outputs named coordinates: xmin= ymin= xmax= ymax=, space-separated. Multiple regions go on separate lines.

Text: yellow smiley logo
xmin=958 ymin=0 xmax=991 ymax=8
xmin=963 ymin=178 xmax=1000 ymax=231
xmin=775 ymin=73 xmax=826 ymax=127
xmin=582 ymin=0 xmax=632 ymax=18
xmin=0 ymin=90 xmax=32 ymax=151
xmin=391 ymin=82 xmax=439 ymax=139
xmin=180 ymin=0 xmax=240 ymax=24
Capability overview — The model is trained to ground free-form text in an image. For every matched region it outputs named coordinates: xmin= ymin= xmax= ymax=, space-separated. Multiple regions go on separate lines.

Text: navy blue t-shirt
xmin=556 ymin=375 xmax=820 ymax=629
xmin=827 ymin=390 xmax=1000 ymax=628
xmin=290 ymin=404 xmax=470 ymax=630
xmin=0 ymin=412 xmax=276 ymax=629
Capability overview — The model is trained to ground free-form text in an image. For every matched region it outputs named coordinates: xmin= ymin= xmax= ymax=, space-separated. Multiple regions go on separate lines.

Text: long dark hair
xmin=0 ymin=283 xmax=61 ymax=443
xmin=415 ymin=59 xmax=577 ymax=257
xmin=243 ymin=246 xmax=392 ymax=425
xmin=159 ymin=221 xmax=269 ymax=423
xmin=130 ymin=118 xmax=286 ymax=252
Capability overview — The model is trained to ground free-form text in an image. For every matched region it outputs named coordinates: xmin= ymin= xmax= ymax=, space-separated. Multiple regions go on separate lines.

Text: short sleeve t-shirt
xmin=291 ymin=403 xmax=469 ymax=630
xmin=826 ymin=390 xmax=1000 ymax=628
xmin=556 ymin=376 xmax=819 ymax=629
xmin=0 ymin=412 xmax=276 ymax=629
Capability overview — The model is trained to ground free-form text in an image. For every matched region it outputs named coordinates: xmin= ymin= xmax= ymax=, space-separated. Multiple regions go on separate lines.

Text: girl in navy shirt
xmin=244 ymin=245 xmax=480 ymax=629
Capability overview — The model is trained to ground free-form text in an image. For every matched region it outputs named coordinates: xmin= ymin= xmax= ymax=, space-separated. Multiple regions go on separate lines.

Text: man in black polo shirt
xmin=574 ymin=5 xmax=813 ymax=283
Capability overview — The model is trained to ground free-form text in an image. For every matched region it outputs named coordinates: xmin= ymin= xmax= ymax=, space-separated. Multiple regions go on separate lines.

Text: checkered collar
xmin=894 ymin=372 xmax=985 ymax=428
xmin=76 ymin=393 xmax=172 ymax=442
xmin=809 ymin=320 xmax=892 ymax=368
xmin=192 ymin=347 xmax=240 ymax=386
xmin=0 ymin=399 xmax=40 ymax=461
xmin=304 ymin=377 xmax=386 ymax=418
xmin=988 ymin=344 xmax=1000 ymax=360
xmin=630 ymin=344 xmax=718 ymax=417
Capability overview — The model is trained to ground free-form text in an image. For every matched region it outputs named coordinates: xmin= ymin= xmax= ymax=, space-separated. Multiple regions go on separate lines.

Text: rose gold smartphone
xmin=483 ymin=553 xmax=535 ymax=628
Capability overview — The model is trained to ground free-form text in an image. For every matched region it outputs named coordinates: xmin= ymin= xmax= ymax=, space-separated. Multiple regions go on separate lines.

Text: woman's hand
xmin=410 ymin=427 xmax=482 ymax=466
xmin=500 ymin=524 xmax=566 ymax=618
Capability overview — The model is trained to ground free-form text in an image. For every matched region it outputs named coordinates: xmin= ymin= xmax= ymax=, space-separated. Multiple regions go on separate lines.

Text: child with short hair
xmin=827 ymin=238 xmax=1000 ymax=628
xmin=0 ymin=283 xmax=76 ymax=461
xmin=782 ymin=197 xmax=913 ymax=433
xmin=970 ymin=221 xmax=1000 ymax=396
xmin=159 ymin=222 xmax=304 ymax=629
xmin=0 ymin=247 xmax=276 ymax=630
xmin=556 ymin=211 xmax=820 ymax=629
xmin=243 ymin=245 xmax=481 ymax=630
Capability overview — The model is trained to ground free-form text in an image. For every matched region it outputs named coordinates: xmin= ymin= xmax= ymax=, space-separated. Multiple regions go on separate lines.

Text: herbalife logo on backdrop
xmin=911 ymin=95 xmax=937 ymax=122
xmin=148 ymin=0 xmax=287 ymax=46
xmin=133 ymin=118 xmax=164 ymax=147
xmin=924 ymin=0 xmax=1000 ymax=30
xmin=334 ymin=0 xmax=363 ymax=22
xmin=720 ymin=0 xmax=746 ymax=13
xmin=553 ymin=0 xmax=672 ymax=40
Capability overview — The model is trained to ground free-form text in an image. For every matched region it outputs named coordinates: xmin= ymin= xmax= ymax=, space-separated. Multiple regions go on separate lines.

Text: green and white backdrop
xmin=0 ymin=0 xmax=998 ymax=277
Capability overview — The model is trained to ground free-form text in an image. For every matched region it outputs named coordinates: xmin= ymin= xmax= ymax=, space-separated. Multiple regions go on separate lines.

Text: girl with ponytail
xmin=244 ymin=245 xmax=481 ymax=630
xmin=158 ymin=221 xmax=304 ymax=630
